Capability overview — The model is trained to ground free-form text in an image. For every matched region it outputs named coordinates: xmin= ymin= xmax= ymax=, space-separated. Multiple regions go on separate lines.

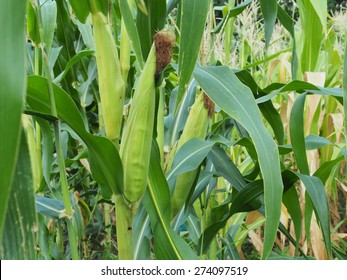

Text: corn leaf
xmin=26 ymin=76 xmax=123 ymax=198
xmin=142 ymin=142 xmax=197 ymax=259
xmin=68 ymin=0 xmax=90 ymax=23
xmin=136 ymin=0 xmax=166 ymax=60
xmin=177 ymin=0 xmax=209 ymax=110
xmin=194 ymin=66 xmax=284 ymax=259
xmin=199 ymin=180 xmax=264 ymax=253
xmin=282 ymin=180 xmax=302 ymax=248
xmin=235 ymin=69 xmax=284 ymax=144
xmin=290 ymin=93 xmax=309 ymax=175
xmin=313 ymin=156 xmax=345 ymax=184
xmin=41 ymin=0 xmax=57 ymax=54
xmin=119 ymin=0 xmax=144 ymax=69
xmin=132 ymin=207 xmax=151 ymax=260
xmin=259 ymin=0 xmax=277 ymax=50
xmin=298 ymin=174 xmax=332 ymax=259
xmin=212 ymin=0 xmax=252 ymax=34
xmin=1 ymin=134 xmax=36 ymax=260
xmin=0 ymin=0 xmax=27 ymax=242
xmin=297 ymin=0 xmax=326 ymax=72
xmin=35 ymin=195 xmax=65 ymax=219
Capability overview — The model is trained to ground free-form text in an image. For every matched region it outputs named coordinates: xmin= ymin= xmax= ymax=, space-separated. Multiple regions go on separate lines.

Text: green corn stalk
xmin=91 ymin=10 xmax=125 ymax=147
xmin=33 ymin=0 xmax=79 ymax=259
xmin=170 ymin=90 xmax=212 ymax=217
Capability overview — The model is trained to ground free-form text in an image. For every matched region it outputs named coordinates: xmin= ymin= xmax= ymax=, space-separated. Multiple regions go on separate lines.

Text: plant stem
xmin=115 ymin=195 xmax=133 ymax=260
xmin=67 ymin=219 xmax=79 ymax=260
xmin=34 ymin=0 xmax=78 ymax=258
xmin=104 ymin=203 xmax=112 ymax=255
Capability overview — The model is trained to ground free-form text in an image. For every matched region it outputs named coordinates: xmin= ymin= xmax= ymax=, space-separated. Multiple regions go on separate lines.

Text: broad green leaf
xmin=290 ymin=93 xmax=309 ymax=175
xmin=119 ymin=0 xmax=144 ymax=69
xmin=208 ymin=147 xmax=306 ymax=257
xmin=229 ymin=180 xmax=263 ymax=215
xmin=187 ymin=171 xmax=213 ymax=208
xmin=166 ymin=138 xmax=215 ymax=185
xmin=257 ymin=84 xmax=343 ymax=105
xmin=282 ymin=184 xmax=302 ymax=249
xmin=221 ymin=236 xmax=241 ymax=260
xmin=0 ymin=0 xmax=26 ymax=242
xmin=142 ymin=142 xmax=197 ymax=259
xmin=56 ymin=0 xmax=79 ymax=100
xmin=68 ymin=0 xmax=90 ymax=23
xmin=212 ymin=0 xmax=252 ymax=34
xmin=276 ymin=3 xmax=294 ymax=37
xmin=41 ymin=0 xmax=57 ymax=54
xmin=167 ymin=82 xmax=196 ymax=147
xmin=1 ymin=134 xmax=36 ymax=260
xmin=133 ymin=207 xmax=151 ymax=260
xmin=297 ymin=0 xmax=326 ymax=72
xmin=26 ymin=76 xmax=123 ymax=198
xmin=185 ymin=215 xmax=201 ymax=245
xmin=177 ymin=0 xmax=209 ymax=109
xmin=313 ymin=156 xmax=345 ymax=185
xmin=54 ymin=50 xmax=94 ymax=83
xmin=194 ymin=66 xmax=284 ymax=259
xmin=298 ymin=174 xmax=332 ymax=259
xmin=276 ymin=2 xmax=298 ymax=77
xmin=257 ymin=81 xmax=319 ymax=103
xmin=259 ymin=0 xmax=277 ymax=50
xmin=35 ymin=195 xmax=65 ymax=219
xmin=305 ymin=134 xmax=331 ymax=150
xmin=235 ymin=70 xmax=284 ymax=144
xmin=199 ymin=180 xmax=264 ymax=253
xmin=136 ymin=0 xmax=166 ymax=60
xmin=209 ymin=146 xmax=247 ymax=191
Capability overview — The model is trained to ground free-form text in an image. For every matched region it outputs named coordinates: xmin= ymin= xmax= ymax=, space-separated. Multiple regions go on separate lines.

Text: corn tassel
xmin=170 ymin=90 xmax=213 ymax=217
xmin=120 ymin=45 xmax=156 ymax=205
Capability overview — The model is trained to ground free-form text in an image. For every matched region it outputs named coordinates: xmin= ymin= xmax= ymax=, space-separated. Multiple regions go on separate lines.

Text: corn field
xmin=0 ymin=0 xmax=346 ymax=260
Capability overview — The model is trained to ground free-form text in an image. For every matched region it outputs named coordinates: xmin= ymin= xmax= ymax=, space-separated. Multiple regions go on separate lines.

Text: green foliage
xmin=1 ymin=0 xmax=346 ymax=260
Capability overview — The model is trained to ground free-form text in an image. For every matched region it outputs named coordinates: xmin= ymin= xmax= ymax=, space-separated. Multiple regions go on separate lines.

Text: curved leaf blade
xmin=177 ymin=0 xmax=209 ymax=108
xmin=259 ymin=0 xmax=277 ymax=50
xmin=143 ymin=142 xmax=197 ymax=260
xmin=298 ymin=174 xmax=332 ymax=259
xmin=26 ymin=76 xmax=123 ymax=197
xmin=194 ymin=66 xmax=284 ymax=259
xmin=35 ymin=195 xmax=65 ymax=219
xmin=1 ymin=134 xmax=36 ymax=259
xmin=290 ymin=93 xmax=309 ymax=175
xmin=0 ymin=0 xmax=27 ymax=242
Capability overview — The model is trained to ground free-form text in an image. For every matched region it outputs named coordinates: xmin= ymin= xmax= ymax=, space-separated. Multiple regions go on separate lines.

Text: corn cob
xmin=121 ymin=30 xmax=175 ymax=206
xmin=92 ymin=11 xmax=125 ymax=146
xmin=120 ymin=45 xmax=156 ymax=205
xmin=170 ymin=89 xmax=214 ymax=217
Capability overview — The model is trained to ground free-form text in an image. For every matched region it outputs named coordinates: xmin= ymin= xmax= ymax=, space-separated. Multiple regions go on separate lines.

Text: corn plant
xmin=1 ymin=0 xmax=346 ymax=260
